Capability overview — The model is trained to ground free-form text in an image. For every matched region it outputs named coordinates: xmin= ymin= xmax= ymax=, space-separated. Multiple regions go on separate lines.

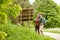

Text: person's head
xmin=36 ymin=12 xmax=43 ymax=19
xmin=38 ymin=12 xmax=43 ymax=17
xmin=36 ymin=13 xmax=40 ymax=19
xmin=39 ymin=12 xmax=43 ymax=17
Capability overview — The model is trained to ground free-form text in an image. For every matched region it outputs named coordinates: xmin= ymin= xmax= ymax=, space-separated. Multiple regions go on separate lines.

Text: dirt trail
xmin=43 ymin=32 xmax=60 ymax=40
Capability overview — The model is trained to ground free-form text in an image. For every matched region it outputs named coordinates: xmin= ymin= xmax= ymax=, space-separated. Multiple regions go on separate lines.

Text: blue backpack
xmin=43 ymin=17 xmax=46 ymax=25
xmin=40 ymin=17 xmax=46 ymax=25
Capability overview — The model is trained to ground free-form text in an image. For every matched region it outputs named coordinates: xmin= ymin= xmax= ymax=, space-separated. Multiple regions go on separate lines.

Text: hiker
xmin=39 ymin=13 xmax=46 ymax=35
xmin=34 ymin=13 xmax=40 ymax=34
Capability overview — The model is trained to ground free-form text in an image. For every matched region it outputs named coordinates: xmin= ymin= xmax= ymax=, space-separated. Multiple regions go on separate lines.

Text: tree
xmin=17 ymin=0 xmax=31 ymax=8
xmin=0 ymin=0 xmax=22 ymax=24
xmin=33 ymin=0 xmax=60 ymax=28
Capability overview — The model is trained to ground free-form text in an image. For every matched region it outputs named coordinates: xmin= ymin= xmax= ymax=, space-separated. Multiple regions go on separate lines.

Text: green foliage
xmin=0 ymin=0 xmax=22 ymax=24
xmin=0 ymin=0 xmax=12 ymax=5
xmin=17 ymin=0 xmax=31 ymax=8
xmin=34 ymin=0 xmax=60 ymax=28
xmin=0 ymin=12 xmax=7 ymax=24
xmin=0 ymin=31 xmax=7 ymax=40
xmin=0 ymin=24 xmax=54 ymax=40
xmin=7 ymin=4 xmax=22 ymax=18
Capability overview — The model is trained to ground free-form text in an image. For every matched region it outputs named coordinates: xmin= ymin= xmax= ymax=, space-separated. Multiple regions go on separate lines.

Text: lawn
xmin=0 ymin=24 xmax=55 ymax=40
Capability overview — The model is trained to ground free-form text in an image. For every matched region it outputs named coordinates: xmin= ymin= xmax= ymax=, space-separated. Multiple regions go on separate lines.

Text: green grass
xmin=0 ymin=24 xmax=55 ymax=40
xmin=44 ymin=28 xmax=60 ymax=34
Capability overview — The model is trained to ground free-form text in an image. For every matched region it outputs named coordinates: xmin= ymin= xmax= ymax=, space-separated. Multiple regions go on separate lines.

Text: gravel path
xmin=43 ymin=32 xmax=60 ymax=40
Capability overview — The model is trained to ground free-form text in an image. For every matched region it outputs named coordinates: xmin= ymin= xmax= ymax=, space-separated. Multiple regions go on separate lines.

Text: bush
xmin=0 ymin=0 xmax=22 ymax=24
xmin=0 ymin=31 xmax=7 ymax=40
xmin=0 ymin=24 xmax=54 ymax=40
xmin=7 ymin=4 xmax=22 ymax=18
xmin=0 ymin=12 xmax=7 ymax=24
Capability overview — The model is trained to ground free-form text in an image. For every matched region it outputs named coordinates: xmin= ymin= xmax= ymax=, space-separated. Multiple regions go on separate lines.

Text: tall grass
xmin=0 ymin=24 xmax=54 ymax=40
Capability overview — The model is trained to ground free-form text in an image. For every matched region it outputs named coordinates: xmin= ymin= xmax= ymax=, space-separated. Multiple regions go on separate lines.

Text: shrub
xmin=0 ymin=0 xmax=22 ymax=24
xmin=0 ymin=12 xmax=7 ymax=24
xmin=0 ymin=31 xmax=7 ymax=40
xmin=7 ymin=4 xmax=22 ymax=18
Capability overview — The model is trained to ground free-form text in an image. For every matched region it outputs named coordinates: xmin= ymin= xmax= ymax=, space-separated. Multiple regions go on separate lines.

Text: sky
xmin=53 ymin=0 xmax=60 ymax=5
xmin=29 ymin=0 xmax=35 ymax=4
xmin=29 ymin=0 xmax=60 ymax=5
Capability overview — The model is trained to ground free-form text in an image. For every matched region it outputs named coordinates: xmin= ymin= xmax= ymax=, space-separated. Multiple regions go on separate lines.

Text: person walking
xmin=34 ymin=14 xmax=40 ymax=34
xmin=39 ymin=13 xmax=46 ymax=35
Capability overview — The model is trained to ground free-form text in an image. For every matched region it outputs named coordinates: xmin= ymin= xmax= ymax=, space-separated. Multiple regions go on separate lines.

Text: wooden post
xmin=28 ymin=9 xmax=30 ymax=28
xmin=20 ymin=11 xmax=22 ymax=25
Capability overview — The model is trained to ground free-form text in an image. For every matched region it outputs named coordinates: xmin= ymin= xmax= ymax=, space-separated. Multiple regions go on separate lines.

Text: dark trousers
xmin=35 ymin=26 xmax=40 ymax=34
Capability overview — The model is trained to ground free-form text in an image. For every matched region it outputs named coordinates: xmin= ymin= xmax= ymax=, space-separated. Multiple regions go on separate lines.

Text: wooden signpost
xmin=17 ymin=8 xmax=33 ymax=27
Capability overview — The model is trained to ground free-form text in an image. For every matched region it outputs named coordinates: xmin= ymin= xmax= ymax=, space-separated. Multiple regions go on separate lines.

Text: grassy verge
xmin=44 ymin=28 xmax=60 ymax=34
xmin=0 ymin=24 xmax=55 ymax=40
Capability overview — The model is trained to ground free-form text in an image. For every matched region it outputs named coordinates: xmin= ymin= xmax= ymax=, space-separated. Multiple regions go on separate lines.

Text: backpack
xmin=39 ymin=17 xmax=46 ymax=25
xmin=43 ymin=17 xmax=46 ymax=25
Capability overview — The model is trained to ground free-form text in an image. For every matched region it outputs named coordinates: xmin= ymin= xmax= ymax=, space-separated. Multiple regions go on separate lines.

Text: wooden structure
xmin=17 ymin=8 xmax=33 ymax=27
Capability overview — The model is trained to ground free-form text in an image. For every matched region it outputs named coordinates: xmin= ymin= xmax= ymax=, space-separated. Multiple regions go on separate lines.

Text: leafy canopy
xmin=34 ymin=0 xmax=60 ymax=28
xmin=0 ymin=0 xmax=22 ymax=24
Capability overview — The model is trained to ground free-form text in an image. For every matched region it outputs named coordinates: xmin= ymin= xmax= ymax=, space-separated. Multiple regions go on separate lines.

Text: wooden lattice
xmin=17 ymin=8 xmax=33 ymax=27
